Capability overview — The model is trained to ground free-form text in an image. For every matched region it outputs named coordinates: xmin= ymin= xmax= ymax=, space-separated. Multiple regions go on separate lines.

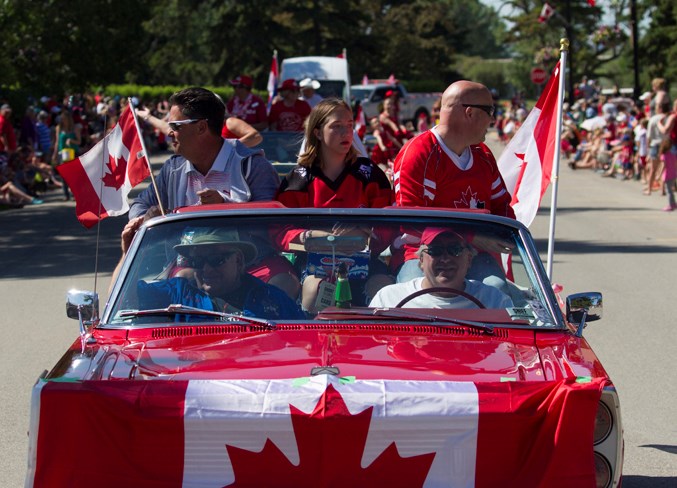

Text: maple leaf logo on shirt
xmin=101 ymin=153 xmax=127 ymax=190
xmin=224 ymin=384 xmax=435 ymax=487
xmin=454 ymin=186 xmax=485 ymax=209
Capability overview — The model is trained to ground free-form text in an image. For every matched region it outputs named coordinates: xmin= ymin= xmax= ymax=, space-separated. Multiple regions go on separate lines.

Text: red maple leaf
xmin=101 ymin=153 xmax=127 ymax=190
xmin=224 ymin=384 xmax=436 ymax=487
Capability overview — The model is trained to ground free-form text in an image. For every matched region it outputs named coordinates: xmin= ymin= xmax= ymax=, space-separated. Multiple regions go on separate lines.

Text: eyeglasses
xmin=186 ymin=252 xmax=236 ymax=269
xmin=462 ymin=104 xmax=495 ymax=118
xmin=422 ymin=244 xmax=468 ymax=258
xmin=168 ymin=119 xmax=204 ymax=132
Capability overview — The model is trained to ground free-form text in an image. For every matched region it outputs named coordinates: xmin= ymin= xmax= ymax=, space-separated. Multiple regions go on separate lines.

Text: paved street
xmin=1 ymin=134 xmax=675 ymax=486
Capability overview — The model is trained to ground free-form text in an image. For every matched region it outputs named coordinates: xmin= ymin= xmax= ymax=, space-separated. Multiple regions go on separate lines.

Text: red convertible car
xmin=26 ymin=205 xmax=622 ymax=487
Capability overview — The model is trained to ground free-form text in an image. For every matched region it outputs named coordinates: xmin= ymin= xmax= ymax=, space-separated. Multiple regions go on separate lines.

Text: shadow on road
xmin=621 ymin=476 xmax=677 ymax=488
xmin=0 ymin=202 xmax=126 ymax=280
xmin=533 ymin=237 xmax=677 ymax=255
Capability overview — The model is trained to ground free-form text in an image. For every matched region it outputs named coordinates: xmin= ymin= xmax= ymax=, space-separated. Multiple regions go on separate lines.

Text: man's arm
xmin=245 ymin=154 xmax=280 ymax=201
xmin=393 ymin=137 xmax=429 ymax=207
xmin=128 ymin=160 xmax=170 ymax=219
xmin=108 ymin=217 xmax=144 ymax=296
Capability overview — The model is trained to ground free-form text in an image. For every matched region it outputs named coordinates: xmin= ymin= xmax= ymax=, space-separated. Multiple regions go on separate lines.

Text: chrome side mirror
xmin=67 ymin=290 xmax=99 ymax=351
xmin=67 ymin=289 xmax=99 ymax=323
xmin=566 ymin=292 xmax=603 ymax=337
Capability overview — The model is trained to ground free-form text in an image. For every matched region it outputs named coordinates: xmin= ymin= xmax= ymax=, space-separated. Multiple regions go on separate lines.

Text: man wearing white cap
xmin=299 ymin=78 xmax=323 ymax=108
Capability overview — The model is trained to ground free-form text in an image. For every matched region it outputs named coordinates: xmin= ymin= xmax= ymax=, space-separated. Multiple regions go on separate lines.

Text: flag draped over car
xmin=497 ymin=61 xmax=562 ymax=228
xmin=56 ymin=106 xmax=150 ymax=228
xmin=27 ymin=375 xmax=604 ymax=487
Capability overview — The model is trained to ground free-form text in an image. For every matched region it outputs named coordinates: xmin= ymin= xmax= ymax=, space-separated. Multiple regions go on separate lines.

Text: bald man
xmin=392 ymin=80 xmax=515 ymax=282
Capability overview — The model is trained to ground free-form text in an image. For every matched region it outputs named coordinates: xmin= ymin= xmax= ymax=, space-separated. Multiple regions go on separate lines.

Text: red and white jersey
xmin=393 ymin=129 xmax=515 ymax=218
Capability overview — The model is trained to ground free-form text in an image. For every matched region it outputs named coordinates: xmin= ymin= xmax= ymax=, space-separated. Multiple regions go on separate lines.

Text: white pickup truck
xmin=351 ymin=82 xmax=440 ymax=123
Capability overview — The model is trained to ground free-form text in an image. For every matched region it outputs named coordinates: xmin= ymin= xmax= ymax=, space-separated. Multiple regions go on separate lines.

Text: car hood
xmin=48 ymin=325 xmax=604 ymax=382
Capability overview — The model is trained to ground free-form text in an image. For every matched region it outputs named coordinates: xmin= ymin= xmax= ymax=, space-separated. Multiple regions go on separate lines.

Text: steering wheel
xmin=395 ymin=287 xmax=486 ymax=309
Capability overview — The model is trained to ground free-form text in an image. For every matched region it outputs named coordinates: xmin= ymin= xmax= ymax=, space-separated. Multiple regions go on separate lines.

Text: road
xmin=1 ymin=135 xmax=675 ymax=486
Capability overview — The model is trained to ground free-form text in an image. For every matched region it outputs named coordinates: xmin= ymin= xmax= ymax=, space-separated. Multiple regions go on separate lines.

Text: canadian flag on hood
xmin=497 ymin=61 xmax=561 ymax=227
xmin=57 ymin=106 xmax=149 ymax=228
xmin=26 ymin=375 xmax=604 ymax=487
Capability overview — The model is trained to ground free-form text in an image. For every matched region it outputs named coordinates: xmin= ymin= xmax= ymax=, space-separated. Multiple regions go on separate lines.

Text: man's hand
xmin=197 ymin=189 xmax=225 ymax=205
xmin=121 ymin=216 xmax=144 ymax=254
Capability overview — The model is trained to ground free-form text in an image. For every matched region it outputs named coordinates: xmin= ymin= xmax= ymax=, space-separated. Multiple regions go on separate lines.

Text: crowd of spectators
xmin=561 ymin=77 xmax=677 ymax=211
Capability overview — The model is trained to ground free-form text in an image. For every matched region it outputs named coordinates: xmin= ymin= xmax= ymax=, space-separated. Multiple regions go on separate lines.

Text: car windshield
xmin=351 ymin=87 xmax=371 ymax=101
xmin=106 ymin=210 xmax=560 ymax=328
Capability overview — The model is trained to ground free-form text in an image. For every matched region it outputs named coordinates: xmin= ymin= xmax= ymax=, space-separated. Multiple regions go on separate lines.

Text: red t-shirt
xmin=0 ymin=114 xmax=17 ymax=152
xmin=221 ymin=120 xmax=238 ymax=139
xmin=226 ymin=94 xmax=267 ymax=126
xmin=268 ymin=100 xmax=311 ymax=132
xmin=393 ymin=130 xmax=515 ymax=261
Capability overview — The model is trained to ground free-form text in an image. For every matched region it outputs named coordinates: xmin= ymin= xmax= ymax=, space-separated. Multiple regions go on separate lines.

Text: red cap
xmin=230 ymin=75 xmax=253 ymax=88
xmin=420 ymin=227 xmax=466 ymax=246
xmin=279 ymin=79 xmax=299 ymax=91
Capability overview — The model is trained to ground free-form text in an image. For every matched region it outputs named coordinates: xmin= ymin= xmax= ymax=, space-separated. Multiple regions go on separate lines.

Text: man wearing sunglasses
xmin=137 ymin=227 xmax=303 ymax=320
xmin=129 ymin=86 xmax=279 ymax=220
xmin=370 ymin=228 xmax=512 ymax=309
xmin=392 ymin=80 xmax=515 ymax=284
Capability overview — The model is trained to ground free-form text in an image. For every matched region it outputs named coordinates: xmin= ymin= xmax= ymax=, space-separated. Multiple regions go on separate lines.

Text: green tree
xmin=638 ymin=0 xmax=677 ymax=87
xmin=501 ymin=0 xmax=628 ymax=96
xmin=1 ymin=0 xmax=154 ymax=93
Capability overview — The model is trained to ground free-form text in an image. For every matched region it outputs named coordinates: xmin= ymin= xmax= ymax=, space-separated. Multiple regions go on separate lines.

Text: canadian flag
xmin=267 ymin=51 xmax=279 ymax=114
xmin=56 ymin=106 xmax=149 ymax=228
xmin=27 ymin=375 xmax=603 ymax=487
xmin=497 ymin=61 xmax=562 ymax=227
xmin=538 ymin=2 xmax=555 ymax=23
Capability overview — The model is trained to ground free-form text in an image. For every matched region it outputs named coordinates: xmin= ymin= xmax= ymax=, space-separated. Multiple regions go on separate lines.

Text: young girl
xmin=660 ymin=138 xmax=676 ymax=211
xmin=276 ymin=98 xmax=394 ymax=311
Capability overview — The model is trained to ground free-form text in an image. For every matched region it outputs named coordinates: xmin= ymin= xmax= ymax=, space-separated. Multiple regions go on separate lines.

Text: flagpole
xmin=545 ymin=39 xmax=569 ymax=280
xmin=129 ymin=98 xmax=165 ymax=216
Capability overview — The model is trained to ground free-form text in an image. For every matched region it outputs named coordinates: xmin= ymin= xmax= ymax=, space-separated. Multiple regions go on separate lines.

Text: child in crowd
xmin=660 ymin=138 xmax=676 ymax=211
xmin=634 ymin=118 xmax=648 ymax=183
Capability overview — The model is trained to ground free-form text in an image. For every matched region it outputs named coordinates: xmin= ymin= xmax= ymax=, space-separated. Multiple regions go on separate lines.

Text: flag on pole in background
xmin=538 ymin=2 xmax=555 ymax=22
xmin=497 ymin=61 xmax=562 ymax=227
xmin=56 ymin=107 xmax=148 ymax=228
xmin=355 ymin=103 xmax=367 ymax=139
xmin=267 ymin=51 xmax=279 ymax=114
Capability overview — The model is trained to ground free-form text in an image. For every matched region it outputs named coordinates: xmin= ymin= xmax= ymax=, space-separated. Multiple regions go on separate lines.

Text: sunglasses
xmin=462 ymin=104 xmax=495 ymax=118
xmin=168 ymin=118 xmax=204 ymax=132
xmin=422 ymin=244 xmax=468 ymax=258
xmin=186 ymin=252 xmax=236 ymax=269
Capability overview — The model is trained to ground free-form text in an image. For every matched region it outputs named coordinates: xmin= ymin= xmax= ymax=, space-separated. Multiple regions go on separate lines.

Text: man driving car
xmin=369 ymin=227 xmax=513 ymax=309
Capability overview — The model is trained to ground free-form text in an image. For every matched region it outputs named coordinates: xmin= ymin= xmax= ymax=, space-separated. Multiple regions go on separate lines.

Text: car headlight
xmin=593 ymin=401 xmax=613 ymax=444
xmin=594 ymin=452 xmax=612 ymax=488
